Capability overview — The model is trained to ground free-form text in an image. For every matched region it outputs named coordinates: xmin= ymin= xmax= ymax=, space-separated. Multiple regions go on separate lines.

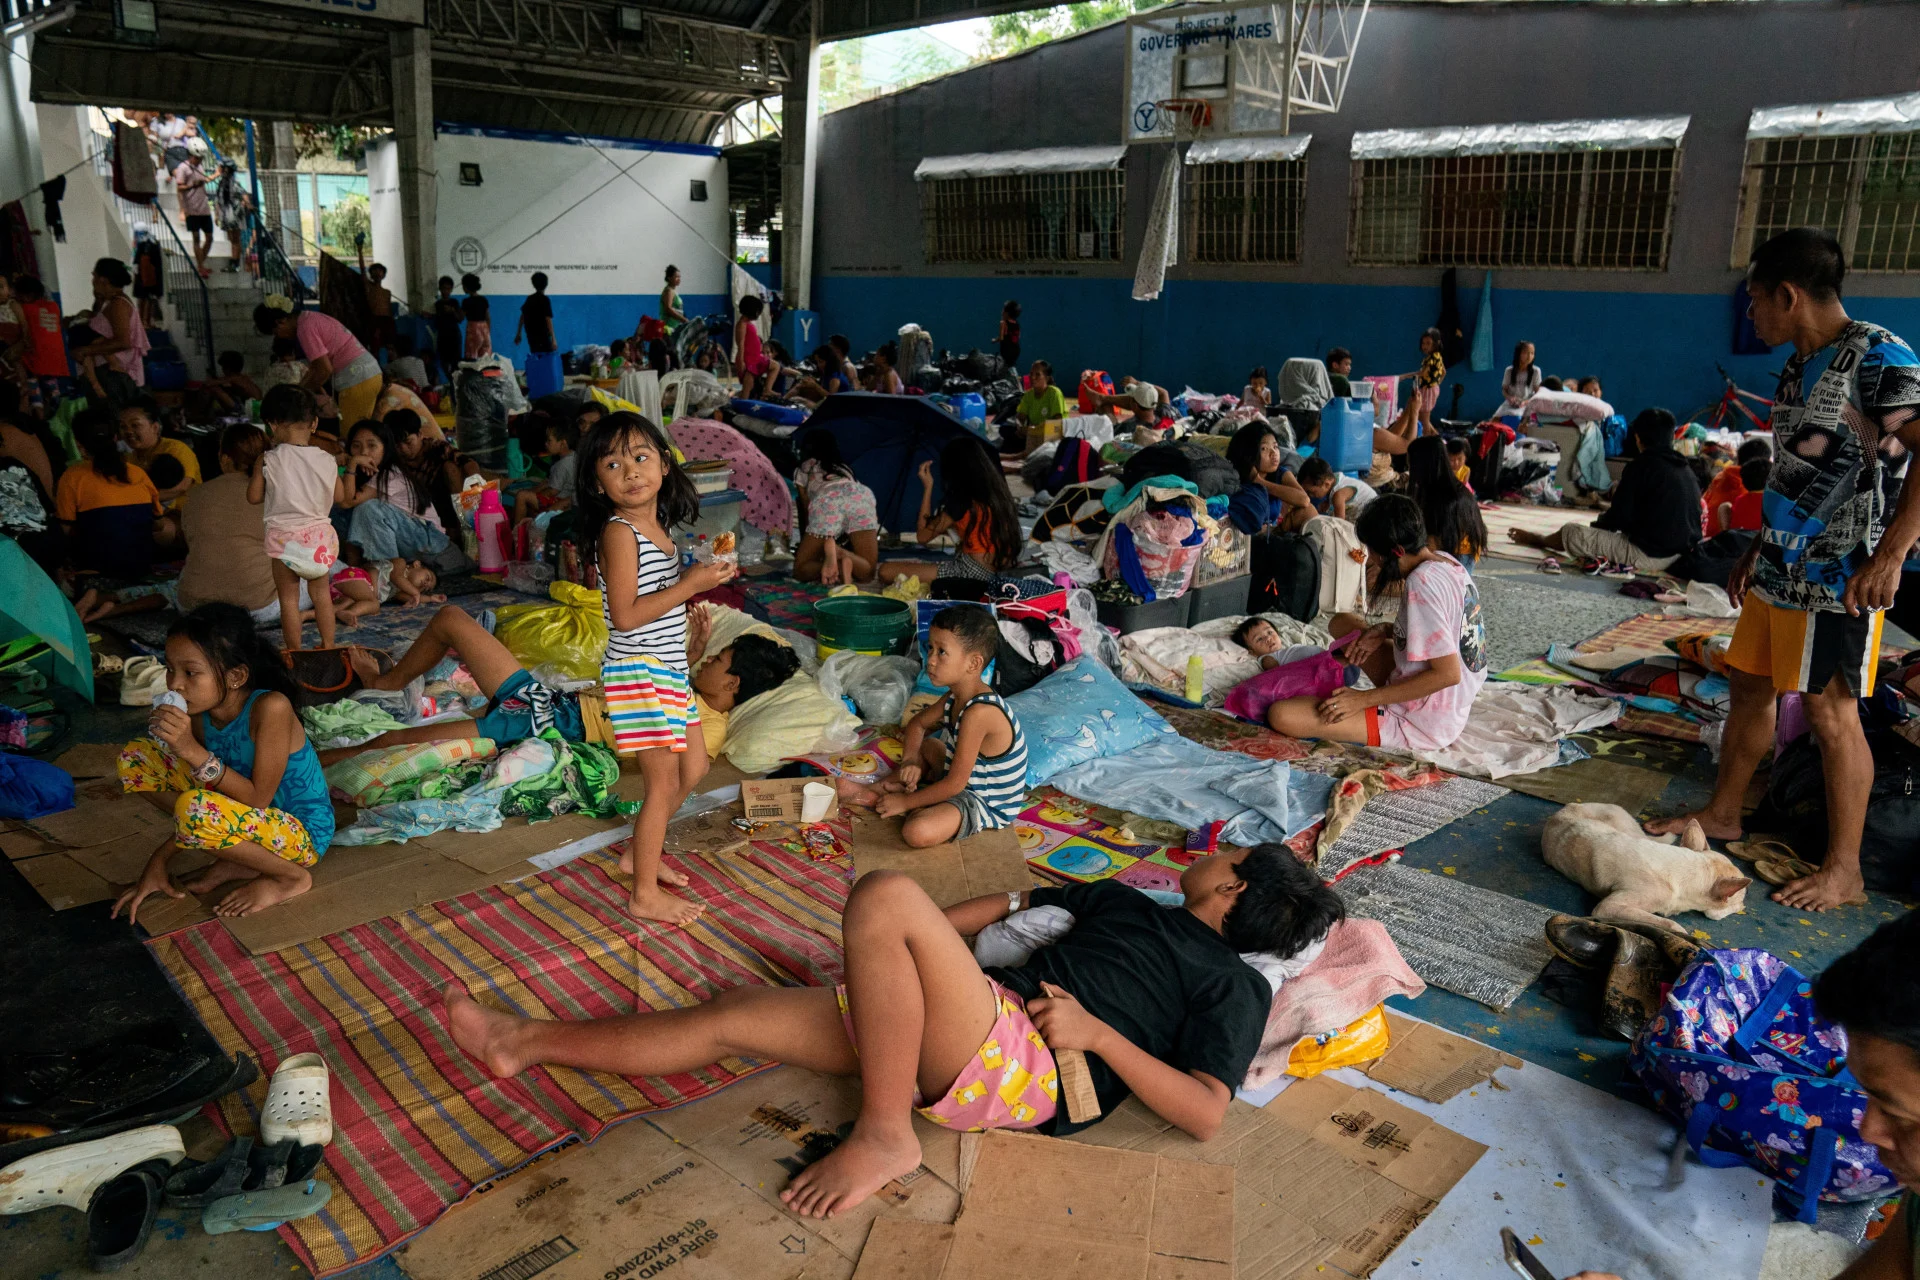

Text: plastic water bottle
xmin=1186 ymin=653 xmax=1205 ymax=703
xmin=473 ymin=487 xmax=509 ymax=573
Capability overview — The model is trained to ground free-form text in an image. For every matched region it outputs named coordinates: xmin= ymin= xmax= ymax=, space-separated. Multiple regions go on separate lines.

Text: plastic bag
xmin=504 ymin=559 xmax=555 ymax=596
xmin=1285 ymin=1005 xmax=1391 ymax=1078
xmin=494 ymin=581 xmax=609 ymax=681
xmin=0 ymin=752 xmax=74 ymax=819
xmin=1105 ymin=507 xmax=1203 ymax=601
xmin=817 ymin=650 xmax=919 ymax=726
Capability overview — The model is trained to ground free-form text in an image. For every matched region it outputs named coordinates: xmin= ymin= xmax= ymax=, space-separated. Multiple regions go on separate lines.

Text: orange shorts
xmin=1726 ymin=594 xmax=1882 ymax=696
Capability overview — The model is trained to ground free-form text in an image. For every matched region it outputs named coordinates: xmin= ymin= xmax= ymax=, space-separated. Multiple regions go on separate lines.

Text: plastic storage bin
xmin=687 ymin=489 xmax=744 ymax=541
xmin=1186 ymin=575 xmax=1250 ymax=626
xmin=813 ymin=595 xmax=915 ymax=656
xmin=1317 ymin=397 xmax=1376 ymax=474
xmin=1094 ymin=593 xmax=1187 ymax=635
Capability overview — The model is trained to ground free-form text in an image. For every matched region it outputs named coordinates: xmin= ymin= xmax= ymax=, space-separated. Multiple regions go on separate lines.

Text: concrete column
xmin=778 ymin=20 xmax=820 ymax=309
xmin=389 ymin=24 xmax=438 ymax=313
xmin=0 ymin=31 xmax=52 ymax=292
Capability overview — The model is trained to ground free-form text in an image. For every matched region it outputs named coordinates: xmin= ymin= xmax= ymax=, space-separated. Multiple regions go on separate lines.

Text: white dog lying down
xmin=1541 ymin=802 xmax=1750 ymax=936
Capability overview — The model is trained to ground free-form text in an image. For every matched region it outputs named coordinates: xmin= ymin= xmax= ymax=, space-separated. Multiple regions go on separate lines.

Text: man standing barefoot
xmin=1647 ymin=228 xmax=1920 ymax=912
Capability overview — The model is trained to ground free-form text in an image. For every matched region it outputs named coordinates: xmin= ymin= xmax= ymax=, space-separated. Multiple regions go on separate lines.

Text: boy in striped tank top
xmin=839 ymin=605 xmax=1028 ymax=847
xmin=578 ymin=412 xmax=736 ymax=925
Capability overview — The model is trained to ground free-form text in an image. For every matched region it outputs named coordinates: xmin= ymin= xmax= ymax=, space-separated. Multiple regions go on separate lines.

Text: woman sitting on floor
xmin=1264 ymin=494 xmax=1487 ymax=754
xmin=1509 ymin=408 xmax=1702 ymax=574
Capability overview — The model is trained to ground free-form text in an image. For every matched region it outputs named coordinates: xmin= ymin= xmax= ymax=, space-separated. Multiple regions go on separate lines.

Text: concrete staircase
xmin=200 ymin=254 xmax=276 ymax=376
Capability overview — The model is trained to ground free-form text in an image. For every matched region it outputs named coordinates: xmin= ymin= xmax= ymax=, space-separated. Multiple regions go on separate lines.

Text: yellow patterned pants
xmin=118 ymin=737 xmax=319 ymax=867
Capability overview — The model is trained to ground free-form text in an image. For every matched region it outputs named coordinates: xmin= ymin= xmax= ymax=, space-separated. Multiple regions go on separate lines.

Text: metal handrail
xmin=245 ymin=207 xmax=315 ymax=306
xmin=145 ymin=205 xmax=218 ymax=380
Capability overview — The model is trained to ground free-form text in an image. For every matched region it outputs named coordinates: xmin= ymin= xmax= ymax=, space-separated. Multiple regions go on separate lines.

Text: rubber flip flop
xmin=1753 ymin=855 xmax=1819 ymax=887
xmin=1540 ymin=557 xmax=1563 ymax=575
xmin=1726 ymin=838 xmax=1798 ymax=866
xmin=163 ymin=1136 xmax=254 ymax=1208
xmin=202 ymin=1179 xmax=332 ymax=1235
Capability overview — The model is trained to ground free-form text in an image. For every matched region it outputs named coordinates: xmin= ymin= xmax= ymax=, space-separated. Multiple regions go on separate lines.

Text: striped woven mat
xmin=150 ymin=839 xmax=849 ymax=1276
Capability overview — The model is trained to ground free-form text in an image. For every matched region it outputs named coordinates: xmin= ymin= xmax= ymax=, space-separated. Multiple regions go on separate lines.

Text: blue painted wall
xmin=810 ymin=1 xmax=1920 ymax=421
xmin=479 ymin=292 xmax=728 ymax=366
xmin=812 ymin=275 xmax=1920 ymax=422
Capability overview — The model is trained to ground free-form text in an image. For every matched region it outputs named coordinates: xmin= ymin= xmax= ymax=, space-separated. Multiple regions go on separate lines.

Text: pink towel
xmin=1242 ymin=918 xmax=1426 ymax=1089
xmin=1223 ymin=649 xmax=1353 ymax=722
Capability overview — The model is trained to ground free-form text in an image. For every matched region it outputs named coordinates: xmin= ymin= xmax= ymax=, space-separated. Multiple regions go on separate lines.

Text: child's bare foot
xmin=780 ymin=1126 xmax=922 ymax=1219
xmin=443 ymin=986 xmax=532 ymax=1078
xmin=615 ymin=848 xmax=691 ymax=886
xmin=182 ymin=860 xmax=257 ymax=895
xmin=628 ymin=886 xmax=707 ymax=926
xmin=211 ymin=867 xmax=310 ymax=917
xmin=820 ymin=544 xmax=841 ymax=586
xmin=348 ymin=645 xmax=390 ymax=690
xmin=835 ymin=777 xmax=882 ymax=807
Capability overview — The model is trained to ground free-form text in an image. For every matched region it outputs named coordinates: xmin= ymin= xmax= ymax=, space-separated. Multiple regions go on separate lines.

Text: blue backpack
xmin=1630 ymin=948 xmax=1896 ymax=1221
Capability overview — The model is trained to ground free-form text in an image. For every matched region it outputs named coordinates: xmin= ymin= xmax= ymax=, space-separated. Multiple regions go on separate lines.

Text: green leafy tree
xmin=988 ymin=0 xmax=1166 ymax=56
xmin=319 ymin=192 xmax=371 ymax=253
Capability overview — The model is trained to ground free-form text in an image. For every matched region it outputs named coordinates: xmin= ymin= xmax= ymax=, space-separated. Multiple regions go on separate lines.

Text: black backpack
xmin=1249 ymin=530 xmax=1321 ymax=622
xmin=1757 ymin=724 xmax=1920 ymax=895
xmin=1468 ymin=426 xmax=1507 ymax=497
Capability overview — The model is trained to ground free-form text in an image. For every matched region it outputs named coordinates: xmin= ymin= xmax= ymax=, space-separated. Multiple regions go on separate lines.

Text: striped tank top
xmin=945 ymin=690 xmax=1029 ymax=822
xmin=601 ymin=516 xmax=688 ymax=669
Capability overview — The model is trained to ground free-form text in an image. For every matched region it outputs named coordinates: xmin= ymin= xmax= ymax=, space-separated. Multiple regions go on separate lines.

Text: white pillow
xmin=1525 ymin=388 xmax=1614 ymax=423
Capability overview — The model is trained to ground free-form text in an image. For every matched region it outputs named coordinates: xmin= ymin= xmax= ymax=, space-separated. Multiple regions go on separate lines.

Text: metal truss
xmin=1284 ymin=0 xmax=1367 ymax=118
xmin=427 ymin=0 xmax=795 ymax=93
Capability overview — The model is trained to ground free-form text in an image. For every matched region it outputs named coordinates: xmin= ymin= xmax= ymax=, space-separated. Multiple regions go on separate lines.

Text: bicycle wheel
xmin=1682 ymin=401 xmax=1724 ymax=429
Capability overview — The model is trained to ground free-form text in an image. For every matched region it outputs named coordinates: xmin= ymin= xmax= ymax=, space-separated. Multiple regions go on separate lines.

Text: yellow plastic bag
xmin=1285 ymin=1005 xmax=1391 ymax=1079
xmin=494 ymin=581 xmax=609 ymax=682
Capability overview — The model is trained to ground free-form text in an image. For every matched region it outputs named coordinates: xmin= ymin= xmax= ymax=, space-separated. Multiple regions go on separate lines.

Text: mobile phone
xmin=1502 ymin=1227 xmax=1557 ymax=1280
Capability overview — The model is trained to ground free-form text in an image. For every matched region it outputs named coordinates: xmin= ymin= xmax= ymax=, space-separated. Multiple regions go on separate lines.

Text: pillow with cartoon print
xmin=1006 ymin=655 xmax=1175 ymax=784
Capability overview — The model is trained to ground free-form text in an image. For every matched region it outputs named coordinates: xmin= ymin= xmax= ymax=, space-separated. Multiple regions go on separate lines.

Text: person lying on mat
xmin=317 ymin=603 xmax=797 ymax=763
xmin=836 ymin=605 xmax=1028 ymax=848
xmin=1263 ymin=494 xmax=1487 ymax=754
xmin=113 ymin=604 xmax=336 ymax=922
xmin=445 ymin=843 xmax=1340 ymax=1218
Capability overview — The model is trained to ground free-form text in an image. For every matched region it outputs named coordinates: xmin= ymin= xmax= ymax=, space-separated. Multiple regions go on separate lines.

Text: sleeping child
xmin=838 ymin=604 xmax=1027 ymax=848
xmin=444 ymin=843 xmax=1341 ymax=1218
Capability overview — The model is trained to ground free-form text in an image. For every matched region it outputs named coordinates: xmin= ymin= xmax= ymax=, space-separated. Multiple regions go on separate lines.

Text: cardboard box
xmin=848 ymin=811 xmax=1033 ymax=908
xmin=742 ymin=778 xmax=838 ymax=826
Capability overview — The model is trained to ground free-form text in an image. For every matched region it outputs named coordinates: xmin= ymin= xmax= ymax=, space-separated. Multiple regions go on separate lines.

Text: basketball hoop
xmin=1152 ymin=98 xmax=1216 ymax=142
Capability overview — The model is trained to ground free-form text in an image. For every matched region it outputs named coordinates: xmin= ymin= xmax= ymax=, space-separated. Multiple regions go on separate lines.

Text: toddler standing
xmin=578 ymin=411 xmax=735 ymax=924
xmin=250 ymin=384 xmax=345 ymax=652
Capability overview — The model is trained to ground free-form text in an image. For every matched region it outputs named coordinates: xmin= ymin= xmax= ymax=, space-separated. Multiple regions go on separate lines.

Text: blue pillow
xmin=1006 ymin=656 xmax=1175 ymax=784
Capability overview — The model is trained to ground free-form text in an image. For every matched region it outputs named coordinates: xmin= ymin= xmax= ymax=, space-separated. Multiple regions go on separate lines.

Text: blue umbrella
xmin=800 ymin=394 xmax=983 ymax=534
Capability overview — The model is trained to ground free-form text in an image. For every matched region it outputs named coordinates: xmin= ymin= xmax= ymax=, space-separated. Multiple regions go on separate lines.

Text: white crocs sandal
xmin=117 ymin=657 xmax=169 ymax=707
xmin=0 ymin=1124 xmax=185 ymax=1216
xmin=259 ymin=1053 xmax=332 ymax=1148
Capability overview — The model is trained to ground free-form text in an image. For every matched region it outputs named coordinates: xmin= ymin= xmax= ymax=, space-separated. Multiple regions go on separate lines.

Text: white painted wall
xmin=33 ymin=105 xmax=130 ymax=307
xmin=368 ymin=126 xmax=730 ymax=355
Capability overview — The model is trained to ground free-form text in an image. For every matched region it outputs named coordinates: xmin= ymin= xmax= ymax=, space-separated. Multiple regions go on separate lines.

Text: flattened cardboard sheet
xmin=1361 ymin=1011 xmax=1523 ymax=1104
xmin=849 ymin=811 xmax=1033 ymax=908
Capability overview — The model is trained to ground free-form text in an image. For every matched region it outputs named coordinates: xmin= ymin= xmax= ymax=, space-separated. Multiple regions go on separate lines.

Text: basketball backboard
xmin=1125 ymin=0 xmax=1369 ymax=143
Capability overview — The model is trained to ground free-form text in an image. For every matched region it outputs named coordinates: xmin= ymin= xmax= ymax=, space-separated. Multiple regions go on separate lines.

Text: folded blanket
xmin=1242 ymin=918 xmax=1425 ymax=1089
xmin=1423 ymin=684 xmax=1621 ymax=780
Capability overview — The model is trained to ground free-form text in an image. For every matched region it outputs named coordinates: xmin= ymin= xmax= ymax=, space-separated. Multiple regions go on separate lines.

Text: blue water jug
xmin=1318 ymin=397 xmax=1375 ymax=474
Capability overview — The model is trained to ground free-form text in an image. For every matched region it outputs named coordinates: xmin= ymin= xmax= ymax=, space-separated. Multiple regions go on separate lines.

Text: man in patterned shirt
xmin=1650 ymin=228 xmax=1920 ymax=912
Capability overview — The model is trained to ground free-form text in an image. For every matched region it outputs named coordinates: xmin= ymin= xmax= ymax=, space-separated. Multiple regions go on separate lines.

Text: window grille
xmin=1349 ymin=147 xmax=1678 ymax=270
xmin=921 ymin=170 xmax=1125 ymax=264
xmin=1733 ymin=131 xmax=1920 ymax=272
xmin=1186 ymin=158 xmax=1306 ymax=264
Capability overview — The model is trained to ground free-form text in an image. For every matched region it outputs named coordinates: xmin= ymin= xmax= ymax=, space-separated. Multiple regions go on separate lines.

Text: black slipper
xmin=88 ymin=1158 xmax=169 ymax=1271
xmin=163 ymin=1135 xmax=254 ymax=1208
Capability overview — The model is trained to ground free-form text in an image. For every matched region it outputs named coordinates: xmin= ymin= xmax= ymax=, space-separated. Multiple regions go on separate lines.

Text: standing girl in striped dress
xmin=837 ymin=605 xmax=1028 ymax=849
xmin=576 ymin=412 xmax=736 ymax=924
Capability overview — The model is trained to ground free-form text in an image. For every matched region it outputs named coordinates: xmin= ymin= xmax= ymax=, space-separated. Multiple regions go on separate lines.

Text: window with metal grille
xmin=1349 ymin=147 xmax=1679 ymax=270
xmin=921 ymin=171 xmax=1126 ymax=264
xmin=1733 ymin=132 xmax=1920 ymax=272
xmin=1186 ymin=159 xmax=1306 ymax=264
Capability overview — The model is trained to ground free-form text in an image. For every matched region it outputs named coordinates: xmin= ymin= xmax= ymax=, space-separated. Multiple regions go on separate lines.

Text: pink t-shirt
xmin=1374 ymin=553 xmax=1487 ymax=755
xmin=295 ymin=310 xmax=370 ymax=370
